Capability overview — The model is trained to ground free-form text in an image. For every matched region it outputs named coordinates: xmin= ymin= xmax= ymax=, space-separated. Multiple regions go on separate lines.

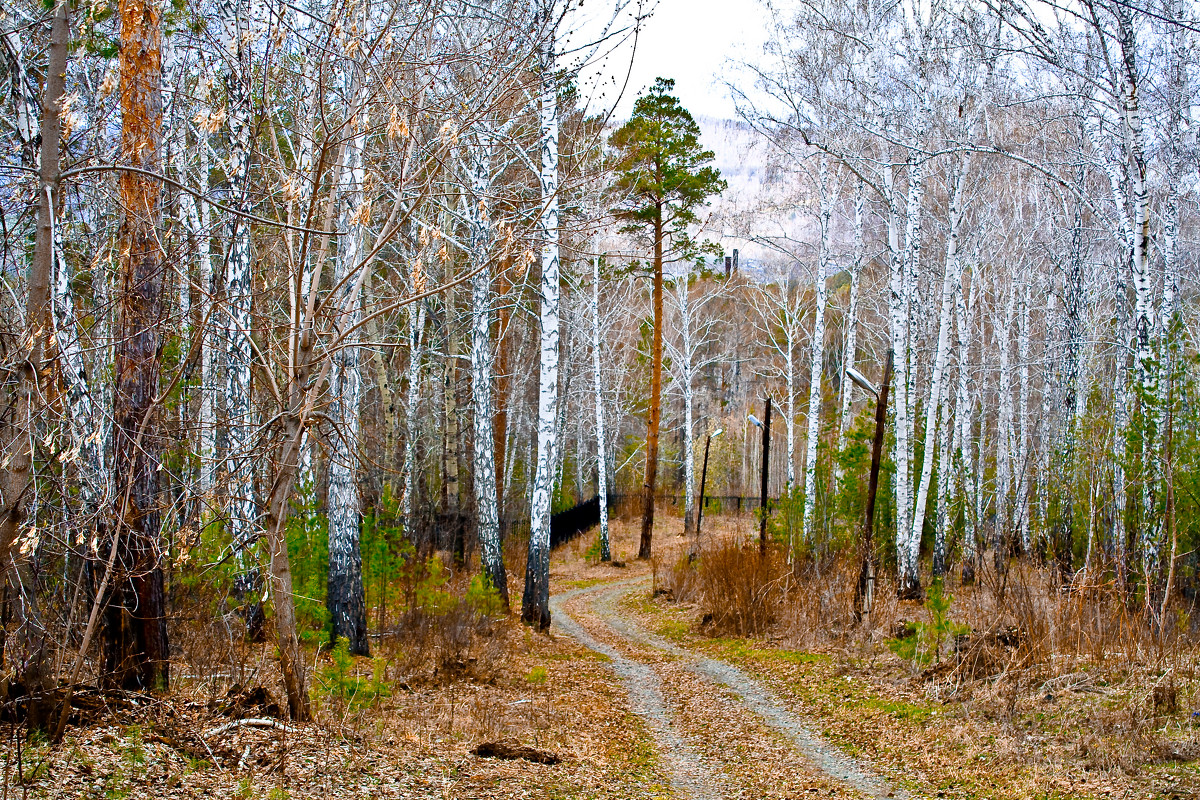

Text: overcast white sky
xmin=570 ymin=0 xmax=773 ymax=121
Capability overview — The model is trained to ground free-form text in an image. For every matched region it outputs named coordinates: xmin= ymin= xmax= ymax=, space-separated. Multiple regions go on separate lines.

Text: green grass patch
xmin=654 ymin=619 xmax=690 ymax=642
xmin=709 ymin=637 xmax=831 ymax=666
xmin=859 ymin=696 xmax=935 ymax=722
xmin=628 ymin=593 xmax=660 ymax=615
xmin=562 ymin=577 xmax=614 ymax=590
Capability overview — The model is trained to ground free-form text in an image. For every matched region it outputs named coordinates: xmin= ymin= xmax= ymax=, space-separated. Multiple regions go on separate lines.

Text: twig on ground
xmin=237 ymin=744 xmax=252 ymax=772
xmin=202 ymin=718 xmax=296 ymax=738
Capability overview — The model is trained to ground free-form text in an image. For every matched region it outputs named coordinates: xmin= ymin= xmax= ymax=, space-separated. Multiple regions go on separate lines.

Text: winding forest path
xmin=551 ymin=575 xmax=912 ymax=800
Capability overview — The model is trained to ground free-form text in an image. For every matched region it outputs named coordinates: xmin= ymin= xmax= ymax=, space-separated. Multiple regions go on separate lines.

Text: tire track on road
xmin=551 ymin=582 xmax=725 ymax=800
xmin=552 ymin=577 xmax=913 ymax=800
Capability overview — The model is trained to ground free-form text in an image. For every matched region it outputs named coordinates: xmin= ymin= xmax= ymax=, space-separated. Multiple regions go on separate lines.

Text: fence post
xmin=759 ymin=397 xmax=771 ymax=555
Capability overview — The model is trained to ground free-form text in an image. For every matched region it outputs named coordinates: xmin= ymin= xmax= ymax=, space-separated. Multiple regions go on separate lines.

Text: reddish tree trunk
xmin=493 ymin=255 xmax=511 ymax=518
xmin=105 ymin=0 xmax=169 ymax=692
xmin=639 ymin=206 xmax=664 ymax=559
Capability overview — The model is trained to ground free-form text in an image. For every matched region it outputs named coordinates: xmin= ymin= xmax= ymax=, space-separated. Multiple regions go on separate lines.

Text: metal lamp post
xmin=694 ymin=428 xmax=724 ymax=553
xmin=848 ymin=350 xmax=893 ymax=624
xmin=749 ymin=398 xmax=771 ymax=555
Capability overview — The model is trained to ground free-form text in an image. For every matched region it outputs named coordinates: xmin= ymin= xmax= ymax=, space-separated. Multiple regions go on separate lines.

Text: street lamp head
xmin=845 ymin=366 xmax=880 ymax=398
xmin=747 ymin=414 xmax=763 ymax=429
xmin=711 ymin=428 xmax=724 ymax=438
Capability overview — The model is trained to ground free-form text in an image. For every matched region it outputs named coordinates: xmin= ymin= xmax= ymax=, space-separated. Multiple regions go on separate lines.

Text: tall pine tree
xmin=609 ymin=78 xmax=724 ymax=559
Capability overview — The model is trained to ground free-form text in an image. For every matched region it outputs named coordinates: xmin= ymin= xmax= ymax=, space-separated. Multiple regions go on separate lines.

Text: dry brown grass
xmin=611 ymin=513 xmax=1200 ymax=798
xmin=653 ymin=520 xmax=1200 ymax=787
xmin=693 ymin=542 xmax=785 ymax=636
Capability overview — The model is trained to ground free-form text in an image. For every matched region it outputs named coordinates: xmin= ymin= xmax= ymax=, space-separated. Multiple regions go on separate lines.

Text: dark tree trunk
xmin=105 ymin=0 xmax=169 ymax=692
xmin=639 ymin=206 xmax=664 ymax=559
xmin=328 ymin=510 xmax=369 ymax=655
xmin=494 ymin=254 xmax=511 ymax=522
xmin=759 ymin=398 xmax=771 ymax=555
xmin=856 ymin=351 xmax=892 ymax=619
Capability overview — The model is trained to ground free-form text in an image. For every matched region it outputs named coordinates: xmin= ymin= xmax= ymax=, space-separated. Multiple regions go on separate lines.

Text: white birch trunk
xmin=801 ymin=155 xmax=831 ymax=542
xmin=886 ymin=147 xmax=921 ymax=595
xmin=443 ymin=294 xmax=460 ymax=516
xmin=574 ymin=407 xmax=585 ymax=502
xmin=676 ymin=277 xmax=698 ymax=538
xmin=0 ymin=21 xmax=37 ymax=163
xmin=218 ymin=0 xmax=259 ymax=599
xmin=996 ymin=284 xmax=1016 ymax=567
xmin=592 ymin=257 xmax=610 ymax=561
xmin=467 ymin=142 xmax=508 ymax=603
xmin=1016 ymin=278 xmax=1032 ymax=553
xmin=785 ymin=316 xmax=796 ymax=491
xmin=523 ymin=16 xmax=559 ymax=629
xmin=1158 ymin=1 xmax=1185 ymax=352
xmin=196 ymin=138 xmax=217 ymax=497
xmin=401 ymin=301 xmax=427 ymax=531
xmin=327 ymin=50 xmax=369 ymax=653
xmin=1119 ymin=50 xmax=1160 ymax=584
xmin=51 ymin=207 xmax=107 ymax=524
xmin=909 ymin=155 xmax=965 ymax=563
xmin=165 ymin=39 xmax=216 ymax=521
xmin=1151 ymin=10 xmax=1186 ymax=598
xmin=1109 ymin=20 xmax=1159 ymax=589
xmin=836 ymin=179 xmax=864 ymax=456
xmin=955 ymin=270 xmax=977 ymax=580
xmin=1116 ymin=17 xmax=1155 ymax=406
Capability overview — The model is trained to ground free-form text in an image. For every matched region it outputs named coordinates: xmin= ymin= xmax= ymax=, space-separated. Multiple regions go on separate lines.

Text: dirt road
xmin=552 ymin=576 xmax=913 ymax=800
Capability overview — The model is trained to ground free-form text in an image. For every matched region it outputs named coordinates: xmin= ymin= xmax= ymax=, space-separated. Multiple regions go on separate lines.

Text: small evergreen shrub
xmin=315 ymin=637 xmax=391 ymax=711
xmin=887 ymin=579 xmax=969 ymax=667
xmin=465 ymin=574 xmax=505 ymax=617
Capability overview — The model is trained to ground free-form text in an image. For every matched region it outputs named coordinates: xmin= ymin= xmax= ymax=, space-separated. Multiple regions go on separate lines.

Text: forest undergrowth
xmin=1 ymin=522 xmax=668 ymax=800
xmin=7 ymin=512 xmax=1200 ymax=799
xmin=650 ymin=520 xmax=1200 ymax=799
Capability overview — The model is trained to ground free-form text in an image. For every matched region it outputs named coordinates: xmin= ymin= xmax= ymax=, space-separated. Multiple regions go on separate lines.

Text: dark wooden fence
xmin=546 ymin=493 xmax=765 ymax=550
xmin=412 ymin=493 xmax=766 ymax=557
xmin=550 ymin=495 xmax=604 ymax=548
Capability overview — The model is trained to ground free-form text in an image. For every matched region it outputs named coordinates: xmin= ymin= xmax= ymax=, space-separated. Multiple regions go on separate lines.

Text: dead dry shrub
xmin=381 ymin=602 xmax=508 ymax=686
xmin=1071 ymin=694 xmax=1190 ymax=774
xmin=1005 ymin=580 xmax=1050 ymax=668
xmin=1050 ymin=568 xmax=1148 ymax=667
xmin=696 ymin=541 xmax=784 ymax=636
xmin=780 ymin=556 xmax=859 ymax=649
xmin=169 ymin=583 xmax=270 ymax=702
xmin=655 ymin=554 xmax=702 ymax=604
xmin=953 ymin=558 xmax=1170 ymax=681
xmin=1151 ymin=670 xmax=1180 ymax=715
xmin=468 ymin=691 xmax=510 ymax=741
